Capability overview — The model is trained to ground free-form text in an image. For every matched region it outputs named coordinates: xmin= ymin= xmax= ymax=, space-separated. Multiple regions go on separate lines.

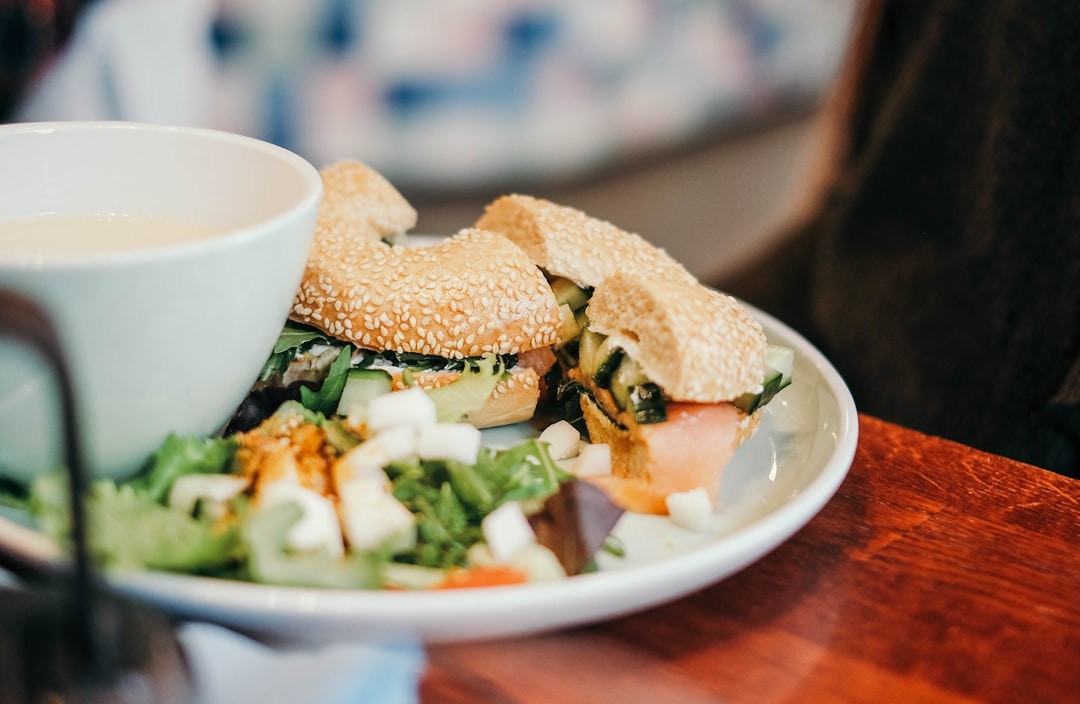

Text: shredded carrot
xmin=434 ymin=565 xmax=528 ymax=589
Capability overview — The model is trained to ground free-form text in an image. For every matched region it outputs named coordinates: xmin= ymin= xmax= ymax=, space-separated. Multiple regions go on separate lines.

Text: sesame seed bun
xmin=474 ymin=194 xmax=697 ymax=288
xmin=314 ymin=159 xmax=417 ymax=244
xmin=289 ymin=167 xmax=561 ymax=430
xmin=585 ymin=273 xmax=767 ymax=403
xmin=292 ymin=228 xmax=562 ymax=359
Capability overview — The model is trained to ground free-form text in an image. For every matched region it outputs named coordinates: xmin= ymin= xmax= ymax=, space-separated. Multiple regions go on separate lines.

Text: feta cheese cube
xmin=367 ymin=387 xmax=437 ymax=432
xmin=571 ymin=443 xmax=612 ymax=477
xmin=335 ymin=440 xmax=392 ymax=488
xmin=336 ymin=440 xmax=393 ymax=479
xmin=666 ymin=487 xmax=713 ymax=533
xmin=481 ymin=501 xmax=536 ymax=562
xmin=538 ymin=420 xmax=582 ymax=460
xmin=338 ymin=479 xmax=415 ymax=552
xmin=260 ymin=482 xmax=345 ymax=557
xmin=375 ymin=424 xmax=419 ymax=461
xmin=417 ymin=423 xmax=482 ymax=465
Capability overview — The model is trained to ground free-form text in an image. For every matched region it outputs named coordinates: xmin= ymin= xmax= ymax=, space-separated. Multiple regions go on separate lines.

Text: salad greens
xmin=387 ymin=437 xmax=566 ymax=569
xmin=13 ymin=348 xmax=586 ymax=590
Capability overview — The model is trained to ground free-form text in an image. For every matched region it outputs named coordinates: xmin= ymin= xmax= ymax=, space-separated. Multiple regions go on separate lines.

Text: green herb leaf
xmin=299 ymin=347 xmax=353 ymax=415
xmin=273 ymin=322 xmax=331 ymax=354
xmin=259 ymin=322 xmax=335 ymax=382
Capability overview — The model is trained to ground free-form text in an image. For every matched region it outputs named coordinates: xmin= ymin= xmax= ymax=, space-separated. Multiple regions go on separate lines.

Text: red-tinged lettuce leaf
xmin=528 ymin=480 xmax=625 ymax=575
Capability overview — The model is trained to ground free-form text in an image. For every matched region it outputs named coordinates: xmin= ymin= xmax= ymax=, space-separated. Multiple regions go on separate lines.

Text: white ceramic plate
xmin=0 ymin=303 xmax=856 ymax=644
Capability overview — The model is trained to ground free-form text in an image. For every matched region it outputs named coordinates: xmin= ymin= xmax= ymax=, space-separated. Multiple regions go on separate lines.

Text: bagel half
xmin=292 ymin=228 xmax=562 ymax=359
xmin=585 ymin=274 xmax=766 ymax=403
xmin=290 ymin=166 xmax=563 ymax=425
xmin=313 ymin=159 xmax=417 ymax=245
xmin=570 ymin=274 xmax=769 ymax=514
xmin=474 ymin=194 xmax=697 ymax=288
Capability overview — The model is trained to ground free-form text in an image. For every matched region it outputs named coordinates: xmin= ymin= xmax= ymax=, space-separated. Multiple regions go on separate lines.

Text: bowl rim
xmin=0 ymin=120 xmax=323 ymax=270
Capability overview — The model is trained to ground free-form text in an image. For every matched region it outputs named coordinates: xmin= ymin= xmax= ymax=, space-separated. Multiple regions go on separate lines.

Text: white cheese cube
xmin=335 ymin=440 xmax=392 ymax=487
xmin=666 ymin=487 xmax=713 ymax=533
xmin=571 ymin=443 xmax=612 ymax=477
xmin=167 ymin=474 xmax=248 ymax=516
xmin=367 ymin=387 xmax=437 ymax=432
xmin=481 ymin=501 xmax=536 ymax=562
xmin=417 ymin=423 xmax=482 ymax=465
xmin=375 ymin=424 xmax=419 ymax=461
xmin=537 ymin=420 xmax=582 ymax=460
xmin=260 ymin=482 xmax=345 ymax=557
xmin=344 ymin=404 xmax=368 ymax=430
xmin=338 ymin=479 xmax=415 ymax=552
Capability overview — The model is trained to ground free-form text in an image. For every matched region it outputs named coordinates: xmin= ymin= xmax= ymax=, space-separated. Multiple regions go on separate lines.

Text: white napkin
xmin=177 ymin=622 xmax=425 ymax=704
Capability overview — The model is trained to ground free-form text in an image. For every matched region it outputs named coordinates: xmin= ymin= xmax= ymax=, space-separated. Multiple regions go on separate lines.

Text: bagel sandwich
xmin=242 ymin=161 xmax=563 ymax=430
xmin=474 ymin=194 xmax=794 ymax=512
xmin=558 ymin=273 xmax=792 ymax=514
xmin=474 ymin=194 xmax=698 ymax=374
xmin=284 ymin=226 xmax=563 ymax=428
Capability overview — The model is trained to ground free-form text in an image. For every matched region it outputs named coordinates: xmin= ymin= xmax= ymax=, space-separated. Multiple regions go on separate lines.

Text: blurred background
xmin=4 ymin=0 xmax=856 ymax=282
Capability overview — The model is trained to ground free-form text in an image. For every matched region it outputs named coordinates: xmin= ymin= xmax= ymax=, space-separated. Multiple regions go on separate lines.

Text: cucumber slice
xmin=592 ymin=341 xmax=626 ymax=390
xmin=627 ymin=383 xmax=667 ymax=424
xmin=551 ymin=277 xmax=591 ymax=311
xmin=608 ymin=355 xmax=648 ymax=408
xmin=734 ymin=345 xmax=795 ymax=414
xmin=557 ymin=303 xmax=581 ymax=345
xmin=766 ymin=345 xmax=795 ymax=388
xmin=577 ymin=328 xmax=605 ymax=377
xmin=336 ymin=368 xmax=393 ymax=416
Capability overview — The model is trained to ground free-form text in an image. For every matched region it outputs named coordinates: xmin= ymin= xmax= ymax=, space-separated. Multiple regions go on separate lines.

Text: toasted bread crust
xmin=293 ymin=228 xmax=562 ymax=358
xmin=474 ymin=194 xmax=697 ymax=288
xmin=586 ymin=273 xmax=767 ymax=403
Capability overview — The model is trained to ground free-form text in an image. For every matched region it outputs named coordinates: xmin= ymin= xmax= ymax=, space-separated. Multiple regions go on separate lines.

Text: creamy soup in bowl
xmin=0 ymin=214 xmax=222 ymax=257
xmin=0 ymin=121 xmax=322 ymax=483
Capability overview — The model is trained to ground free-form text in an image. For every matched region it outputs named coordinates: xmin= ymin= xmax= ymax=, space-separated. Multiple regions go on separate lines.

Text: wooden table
xmin=421 ymin=414 xmax=1080 ymax=703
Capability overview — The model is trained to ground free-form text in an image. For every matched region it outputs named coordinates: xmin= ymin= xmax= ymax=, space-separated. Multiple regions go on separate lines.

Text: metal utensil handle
xmin=0 ymin=288 xmax=105 ymax=675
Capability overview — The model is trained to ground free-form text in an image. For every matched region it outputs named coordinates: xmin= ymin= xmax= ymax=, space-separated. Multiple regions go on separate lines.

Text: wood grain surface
xmin=421 ymin=414 xmax=1080 ymax=703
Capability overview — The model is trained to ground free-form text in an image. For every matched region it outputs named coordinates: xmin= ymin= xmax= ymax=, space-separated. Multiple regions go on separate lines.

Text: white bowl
xmin=0 ymin=121 xmax=322 ymax=482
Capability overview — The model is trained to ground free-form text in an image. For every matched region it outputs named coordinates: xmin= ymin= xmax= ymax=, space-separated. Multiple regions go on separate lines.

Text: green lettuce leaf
xmin=86 ymin=481 xmax=243 ymax=572
xmin=273 ymin=322 xmax=331 ymax=354
xmin=134 ymin=434 xmax=239 ymax=504
xmin=299 ymin=347 xmax=353 ymax=415
xmin=258 ymin=322 xmax=336 ymax=381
